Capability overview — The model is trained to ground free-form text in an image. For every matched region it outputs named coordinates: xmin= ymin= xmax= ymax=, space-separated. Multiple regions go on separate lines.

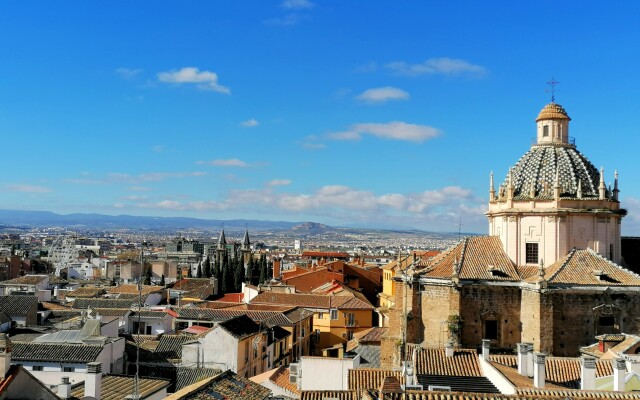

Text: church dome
xmin=536 ymin=102 xmax=571 ymax=122
xmin=499 ymin=144 xmax=602 ymax=200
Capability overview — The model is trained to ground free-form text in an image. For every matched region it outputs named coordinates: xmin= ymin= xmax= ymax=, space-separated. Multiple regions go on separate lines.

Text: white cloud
xmin=157 ymin=67 xmax=230 ymax=94
xmin=281 ymin=0 xmax=314 ymax=9
xmin=121 ymin=182 xmax=484 ymax=231
xmin=356 ymin=87 xmax=410 ymax=103
xmin=116 ymin=68 xmax=142 ymax=79
xmin=6 ymin=184 xmax=52 ymax=193
xmin=327 ymin=121 xmax=440 ymax=143
xmin=151 ymin=145 xmax=164 ymax=153
xmin=386 ymin=57 xmax=486 ymax=77
xmin=267 ymin=179 xmax=292 ymax=186
xmin=240 ymin=119 xmax=259 ymax=127
xmin=197 ymin=159 xmax=250 ymax=167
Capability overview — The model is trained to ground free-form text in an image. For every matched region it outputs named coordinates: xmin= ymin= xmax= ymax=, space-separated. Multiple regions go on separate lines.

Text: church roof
xmin=536 ymin=102 xmax=571 ymax=122
xmin=499 ymin=145 xmax=604 ymax=200
xmin=530 ymin=248 xmax=640 ymax=286
xmin=421 ymin=236 xmax=520 ymax=281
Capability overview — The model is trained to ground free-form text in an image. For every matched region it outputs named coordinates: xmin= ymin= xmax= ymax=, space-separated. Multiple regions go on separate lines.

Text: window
xmin=543 ymin=125 xmax=549 ymax=137
xmin=314 ymin=329 xmax=321 ymax=343
xmin=63 ymin=366 xmax=75 ymax=372
xmin=317 ymin=313 xmax=323 ymax=319
xmin=330 ymin=309 xmax=338 ymax=320
xmin=525 ymin=243 xmax=538 ymax=264
xmin=599 ymin=316 xmax=615 ymax=326
xmin=485 ymin=320 xmax=498 ymax=340
xmin=33 ymin=366 xmax=43 ymax=371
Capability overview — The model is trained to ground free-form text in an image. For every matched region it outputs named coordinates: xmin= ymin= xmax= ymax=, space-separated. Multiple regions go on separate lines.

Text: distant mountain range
xmin=0 ymin=209 xmax=299 ymax=231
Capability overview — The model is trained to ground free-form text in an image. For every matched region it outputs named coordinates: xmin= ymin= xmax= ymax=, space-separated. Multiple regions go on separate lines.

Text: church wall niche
xmin=456 ymin=285 xmax=521 ymax=350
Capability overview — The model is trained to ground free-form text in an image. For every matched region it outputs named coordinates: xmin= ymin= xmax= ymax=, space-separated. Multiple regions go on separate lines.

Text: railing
xmin=530 ymin=136 xmax=575 ymax=146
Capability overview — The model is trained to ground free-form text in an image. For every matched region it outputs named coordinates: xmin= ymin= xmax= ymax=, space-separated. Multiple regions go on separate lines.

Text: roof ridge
xmin=547 ymin=248 xmax=576 ymax=282
xmin=457 ymin=237 xmax=470 ymax=274
xmin=586 ymin=248 xmax=640 ymax=280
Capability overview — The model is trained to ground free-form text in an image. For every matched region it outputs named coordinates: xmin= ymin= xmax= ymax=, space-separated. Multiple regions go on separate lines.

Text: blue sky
xmin=1 ymin=1 xmax=640 ymax=234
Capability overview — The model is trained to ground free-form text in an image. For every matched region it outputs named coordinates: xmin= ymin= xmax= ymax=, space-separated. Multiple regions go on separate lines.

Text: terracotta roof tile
xmin=12 ymin=342 xmax=103 ymax=363
xmin=348 ymin=368 xmax=404 ymax=391
xmin=534 ymin=249 xmax=640 ymax=285
xmin=421 ymin=237 xmax=519 ymax=281
xmin=0 ymin=275 xmax=48 ymax=285
xmin=166 ymin=369 xmax=271 ymax=400
xmin=269 ymin=366 xmax=300 ymax=394
xmin=108 ymin=284 xmax=163 ymax=295
xmin=415 ymin=347 xmax=482 ymax=377
xmin=251 ymin=291 xmax=374 ymax=310
xmin=70 ymin=374 xmax=170 ymax=400
xmin=489 ymin=354 xmax=613 ymax=389
xmin=301 ymin=390 xmax=359 ymax=400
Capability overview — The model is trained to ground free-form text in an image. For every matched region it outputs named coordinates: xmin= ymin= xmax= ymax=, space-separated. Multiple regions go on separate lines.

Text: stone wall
xmin=458 ymin=285 xmax=521 ymax=350
xmin=520 ymin=288 xmax=554 ymax=354
xmin=551 ymin=290 xmax=640 ymax=356
xmin=422 ymin=283 xmax=459 ymax=347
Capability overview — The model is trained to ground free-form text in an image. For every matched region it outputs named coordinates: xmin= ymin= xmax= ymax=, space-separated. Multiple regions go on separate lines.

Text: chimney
xmin=0 ymin=333 xmax=12 ymax=378
xmin=533 ymin=353 xmax=546 ymax=389
xmin=84 ymin=362 xmax=102 ymax=400
xmin=58 ymin=377 xmax=72 ymax=399
xmin=517 ymin=343 xmax=532 ymax=376
xmin=445 ymin=340 xmax=454 ymax=357
xmin=613 ymin=357 xmax=626 ymax=392
xmin=580 ymin=356 xmax=596 ymax=391
xmin=273 ymin=258 xmax=281 ymax=280
xmin=481 ymin=339 xmax=490 ymax=361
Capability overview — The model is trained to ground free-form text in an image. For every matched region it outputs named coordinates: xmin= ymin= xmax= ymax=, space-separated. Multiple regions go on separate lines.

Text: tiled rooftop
xmin=251 ymin=291 xmax=374 ymax=310
xmin=348 ymin=368 xmax=403 ymax=391
xmin=0 ymin=275 xmax=48 ymax=286
xmin=0 ymin=295 xmax=37 ymax=316
xmin=415 ymin=347 xmax=482 ymax=377
xmin=489 ymin=354 xmax=613 ymax=389
xmin=73 ymin=298 xmax=141 ymax=309
xmin=269 ymin=366 xmax=300 ymax=394
xmin=108 ymin=284 xmax=163 ymax=295
xmin=165 ymin=369 xmax=271 ymax=400
xmin=12 ymin=342 xmax=103 ymax=363
xmin=301 ymin=390 xmax=359 ymax=400
xmin=175 ymin=367 xmax=223 ymax=392
xmin=70 ymin=374 xmax=170 ymax=400
xmin=421 ymin=237 xmax=520 ymax=281
xmin=171 ymin=278 xmax=215 ymax=300
xmin=532 ymin=248 xmax=640 ymax=286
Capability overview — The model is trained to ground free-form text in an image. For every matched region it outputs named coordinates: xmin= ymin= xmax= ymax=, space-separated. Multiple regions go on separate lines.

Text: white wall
xmin=182 ymin=328 xmax=238 ymax=372
xmin=299 ymin=356 xmax=359 ymax=391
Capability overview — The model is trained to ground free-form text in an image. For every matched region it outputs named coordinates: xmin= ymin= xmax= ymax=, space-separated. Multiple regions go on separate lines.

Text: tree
xmin=196 ymin=263 xmax=203 ymax=278
xmin=221 ymin=253 xmax=230 ymax=293
xmin=247 ymin=256 xmax=256 ymax=285
xmin=259 ymin=254 xmax=268 ymax=284
xmin=234 ymin=256 xmax=245 ymax=292
xmin=202 ymin=257 xmax=211 ymax=278
xmin=159 ymin=274 xmax=165 ymax=287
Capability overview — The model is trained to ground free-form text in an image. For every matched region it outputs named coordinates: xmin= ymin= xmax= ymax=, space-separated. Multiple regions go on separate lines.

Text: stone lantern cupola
xmin=535 ymin=102 xmax=571 ymax=145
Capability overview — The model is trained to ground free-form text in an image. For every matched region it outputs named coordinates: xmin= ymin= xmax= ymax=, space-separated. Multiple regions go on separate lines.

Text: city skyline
xmin=2 ymin=2 xmax=640 ymax=234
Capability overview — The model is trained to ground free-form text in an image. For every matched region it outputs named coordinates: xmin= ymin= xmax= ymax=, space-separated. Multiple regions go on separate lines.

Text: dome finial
xmin=546 ymin=77 xmax=560 ymax=103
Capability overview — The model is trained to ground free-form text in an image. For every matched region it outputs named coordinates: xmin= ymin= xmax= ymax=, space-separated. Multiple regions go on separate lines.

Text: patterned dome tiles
xmin=499 ymin=145 xmax=602 ymax=200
